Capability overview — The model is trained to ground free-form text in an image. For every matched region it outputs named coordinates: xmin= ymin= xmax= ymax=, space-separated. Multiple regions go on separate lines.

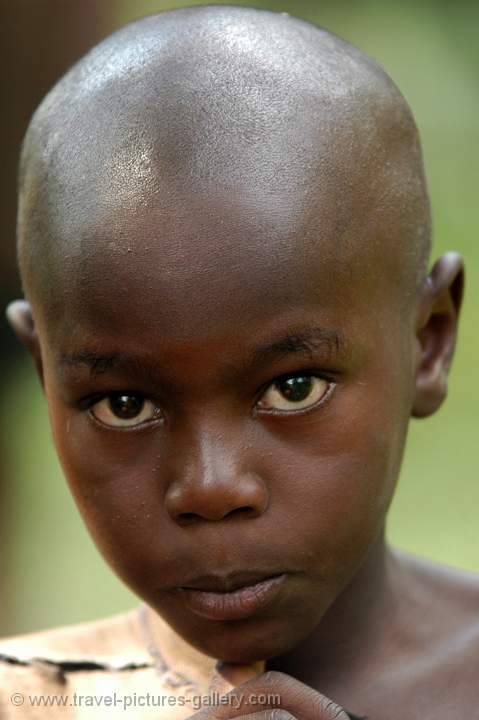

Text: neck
xmin=266 ymin=531 xmax=407 ymax=687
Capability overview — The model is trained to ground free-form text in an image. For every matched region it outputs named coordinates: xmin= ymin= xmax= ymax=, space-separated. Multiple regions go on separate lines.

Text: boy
xmin=0 ymin=5 xmax=474 ymax=719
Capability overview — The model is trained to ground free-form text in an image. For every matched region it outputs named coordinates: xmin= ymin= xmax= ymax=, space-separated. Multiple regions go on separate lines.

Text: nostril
xmin=177 ymin=506 xmax=254 ymax=524
xmin=178 ymin=512 xmax=201 ymax=526
xmin=227 ymin=506 xmax=254 ymax=518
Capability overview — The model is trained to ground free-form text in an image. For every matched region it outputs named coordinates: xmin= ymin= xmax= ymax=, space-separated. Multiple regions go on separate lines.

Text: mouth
xmin=177 ymin=572 xmax=287 ymax=621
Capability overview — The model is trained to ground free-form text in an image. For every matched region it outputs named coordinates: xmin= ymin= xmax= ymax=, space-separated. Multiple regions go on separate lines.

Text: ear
xmin=5 ymin=299 xmax=44 ymax=389
xmin=412 ymin=252 xmax=464 ymax=418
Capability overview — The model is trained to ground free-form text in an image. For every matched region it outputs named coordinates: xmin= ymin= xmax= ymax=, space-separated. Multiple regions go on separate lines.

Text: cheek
xmin=47 ymin=397 xmax=172 ymax=587
xmin=261 ymin=378 xmax=409 ymax=587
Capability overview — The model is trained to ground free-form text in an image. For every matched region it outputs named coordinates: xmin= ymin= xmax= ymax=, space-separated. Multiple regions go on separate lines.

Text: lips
xmin=178 ymin=573 xmax=287 ymax=621
xmin=178 ymin=570 xmax=285 ymax=593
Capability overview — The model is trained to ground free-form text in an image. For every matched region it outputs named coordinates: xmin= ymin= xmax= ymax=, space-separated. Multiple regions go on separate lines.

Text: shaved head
xmin=17 ymin=5 xmax=430 ymax=321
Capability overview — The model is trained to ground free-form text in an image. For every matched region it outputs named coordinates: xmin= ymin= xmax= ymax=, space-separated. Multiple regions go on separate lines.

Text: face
xmin=16 ymin=168 xmax=425 ymax=664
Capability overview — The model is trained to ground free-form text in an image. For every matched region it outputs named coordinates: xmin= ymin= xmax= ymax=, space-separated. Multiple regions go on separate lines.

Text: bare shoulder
xmin=393 ymin=545 xmax=479 ymax=610
xmin=352 ymin=547 xmax=479 ymax=719
xmin=392 ymin=546 xmax=479 ymax=663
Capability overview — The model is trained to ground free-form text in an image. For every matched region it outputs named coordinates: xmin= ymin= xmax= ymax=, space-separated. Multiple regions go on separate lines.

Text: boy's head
xmin=7 ymin=6 xmax=463 ymax=662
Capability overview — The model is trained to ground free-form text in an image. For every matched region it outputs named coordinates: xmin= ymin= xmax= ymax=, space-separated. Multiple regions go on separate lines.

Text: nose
xmin=164 ymin=426 xmax=269 ymax=525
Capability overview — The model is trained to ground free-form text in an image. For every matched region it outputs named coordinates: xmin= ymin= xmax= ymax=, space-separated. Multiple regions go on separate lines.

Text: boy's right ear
xmin=6 ymin=300 xmax=44 ymax=388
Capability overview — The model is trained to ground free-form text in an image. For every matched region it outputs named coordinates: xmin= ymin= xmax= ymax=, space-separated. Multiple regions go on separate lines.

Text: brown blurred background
xmin=1 ymin=0 xmax=478 ymax=637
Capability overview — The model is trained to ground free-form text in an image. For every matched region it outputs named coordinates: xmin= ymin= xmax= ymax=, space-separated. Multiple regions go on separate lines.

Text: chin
xmin=192 ymin=634 xmax=288 ymax=664
xmin=182 ymin=614 xmax=309 ymax=663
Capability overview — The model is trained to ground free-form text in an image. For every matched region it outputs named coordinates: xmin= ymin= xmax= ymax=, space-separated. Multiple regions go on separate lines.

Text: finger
xmin=215 ymin=660 xmax=266 ymax=688
xmin=222 ymin=712 xmax=296 ymax=720
xmin=190 ymin=670 xmax=349 ymax=720
xmin=189 ymin=710 xmax=296 ymax=720
xmin=207 ymin=660 xmax=265 ymax=697
xmin=251 ymin=713 xmax=296 ymax=720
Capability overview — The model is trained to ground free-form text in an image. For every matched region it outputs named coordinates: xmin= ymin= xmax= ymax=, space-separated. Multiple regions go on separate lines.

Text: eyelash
xmin=81 ymin=393 xmax=164 ymax=434
xmin=253 ymin=369 xmax=336 ymax=417
xmin=80 ymin=369 xmax=337 ymax=431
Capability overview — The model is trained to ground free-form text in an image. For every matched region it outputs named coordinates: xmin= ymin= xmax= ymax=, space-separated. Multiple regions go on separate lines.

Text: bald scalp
xmin=17 ymin=5 xmax=430 ymax=315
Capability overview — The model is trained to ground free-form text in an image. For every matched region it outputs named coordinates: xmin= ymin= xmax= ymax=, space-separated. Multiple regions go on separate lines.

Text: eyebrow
xmin=61 ymin=349 xmax=144 ymax=379
xmin=60 ymin=325 xmax=347 ymax=380
xmin=244 ymin=326 xmax=346 ymax=367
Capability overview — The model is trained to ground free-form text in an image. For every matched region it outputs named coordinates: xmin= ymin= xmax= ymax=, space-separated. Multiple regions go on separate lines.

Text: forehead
xmin=41 ymin=177 xmax=397 ymax=367
xmin=40 ymin=115 xmax=401 ymax=344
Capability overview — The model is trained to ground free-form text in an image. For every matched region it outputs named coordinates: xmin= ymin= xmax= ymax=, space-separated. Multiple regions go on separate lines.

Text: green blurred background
xmin=1 ymin=0 xmax=478 ymax=636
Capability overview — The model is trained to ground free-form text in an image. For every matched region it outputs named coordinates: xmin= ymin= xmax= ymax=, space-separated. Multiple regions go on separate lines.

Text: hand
xmin=189 ymin=665 xmax=350 ymax=720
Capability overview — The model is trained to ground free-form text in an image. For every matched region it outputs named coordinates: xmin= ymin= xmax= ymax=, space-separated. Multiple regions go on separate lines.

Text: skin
xmin=6 ymin=6 xmax=475 ymax=719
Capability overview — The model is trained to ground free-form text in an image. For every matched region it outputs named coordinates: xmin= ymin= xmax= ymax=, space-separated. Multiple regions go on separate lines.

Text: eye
xmin=89 ymin=393 xmax=161 ymax=428
xmin=257 ymin=373 xmax=331 ymax=413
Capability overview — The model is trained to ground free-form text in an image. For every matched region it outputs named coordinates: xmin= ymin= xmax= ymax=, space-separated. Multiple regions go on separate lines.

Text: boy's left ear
xmin=412 ymin=252 xmax=464 ymax=418
xmin=5 ymin=299 xmax=44 ymax=388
